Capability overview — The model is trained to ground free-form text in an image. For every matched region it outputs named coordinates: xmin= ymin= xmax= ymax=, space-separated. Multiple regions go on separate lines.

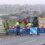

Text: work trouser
xmin=16 ymin=29 xmax=20 ymax=35
xmin=5 ymin=27 xmax=9 ymax=35
xmin=27 ymin=29 xmax=30 ymax=34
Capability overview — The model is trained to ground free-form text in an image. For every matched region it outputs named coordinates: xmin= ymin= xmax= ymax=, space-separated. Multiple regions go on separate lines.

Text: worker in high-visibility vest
xmin=26 ymin=23 xmax=33 ymax=27
xmin=15 ymin=21 xmax=20 ymax=27
xmin=3 ymin=20 xmax=9 ymax=35
xmin=20 ymin=22 xmax=25 ymax=28
xmin=26 ymin=23 xmax=33 ymax=34
xmin=15 ymin=21 xmax=20 ymax=35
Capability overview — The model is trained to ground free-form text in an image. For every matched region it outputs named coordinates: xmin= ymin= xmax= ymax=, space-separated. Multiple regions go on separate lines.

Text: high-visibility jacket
xmin=26 ymin=23 xmax=33 ymax=27
xmin=3 ymin=21 xmax=9 ymax=32
xmin=20 ymin=23 xmax=25 ymax=28
xmin=15 ymin=22 xmax=20 ymax=27
xmin=3 ymin=21 xmax=9 ymax=29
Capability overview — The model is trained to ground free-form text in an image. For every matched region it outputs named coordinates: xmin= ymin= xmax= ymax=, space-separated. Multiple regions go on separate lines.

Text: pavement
xmin=0 ymin=34 xmax=45 ymax=45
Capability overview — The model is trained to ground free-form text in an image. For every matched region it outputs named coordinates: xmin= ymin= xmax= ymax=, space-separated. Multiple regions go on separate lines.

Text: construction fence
xmin=0 ymin=16 xmax=45 ymax=35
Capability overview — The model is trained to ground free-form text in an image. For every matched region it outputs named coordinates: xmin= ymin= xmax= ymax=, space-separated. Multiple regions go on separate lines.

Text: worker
xmin=3 ymin=20 xmax=9 ymax=35
xmin=26 ymin=22 xmax=33 ymax=35
xmin=26 ymin=22 xmax=33 ymax=27
xmin=15 ymin=21 xmax=20 ymax=35
xmin=20 ymin=22 xmax=25 ymax=28
xmin=33 ymin=17 xmax=38 ymax=27
xmin=15 ymin=21 xmax=20 ymax=27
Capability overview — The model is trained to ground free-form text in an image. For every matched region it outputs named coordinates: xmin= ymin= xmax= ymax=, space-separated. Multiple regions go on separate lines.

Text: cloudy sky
xmin=0 ymin=0 xmax=45 ymax=5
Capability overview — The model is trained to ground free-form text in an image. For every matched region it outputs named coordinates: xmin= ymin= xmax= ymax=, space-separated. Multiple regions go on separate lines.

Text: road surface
xmin=0 ymin=34 xmax=45 ymax=45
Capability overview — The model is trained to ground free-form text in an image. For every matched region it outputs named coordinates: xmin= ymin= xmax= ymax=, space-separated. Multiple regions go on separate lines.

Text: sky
xmin=0 ymin=0 xmax=45 ymax=5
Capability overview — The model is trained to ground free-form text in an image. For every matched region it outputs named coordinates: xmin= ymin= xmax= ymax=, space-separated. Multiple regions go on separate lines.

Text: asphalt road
xmin=0 ymin=34 xmax=45 ymax=45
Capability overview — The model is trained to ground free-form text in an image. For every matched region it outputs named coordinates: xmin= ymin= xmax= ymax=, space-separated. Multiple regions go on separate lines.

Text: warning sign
xmin=38 ymin=17 xmax=45 ymax=28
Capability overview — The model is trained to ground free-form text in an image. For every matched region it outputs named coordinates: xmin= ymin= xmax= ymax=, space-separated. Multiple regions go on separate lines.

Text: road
xmin=0 ymin=34 xmax=45 ymax=45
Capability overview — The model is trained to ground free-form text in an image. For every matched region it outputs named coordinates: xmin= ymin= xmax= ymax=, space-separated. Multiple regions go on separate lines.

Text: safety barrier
xmin=19 ymin=28 xmax=30 ymax=35
xmin=30 ymin=27 xmax=38 ymax=35
xmin=38 ymin=28 xmax=45 ymax=33
xmin=7 ymin=27 xmax=39 ymax=35
xmin=7 ymin=27 xmax=16 ymax=35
